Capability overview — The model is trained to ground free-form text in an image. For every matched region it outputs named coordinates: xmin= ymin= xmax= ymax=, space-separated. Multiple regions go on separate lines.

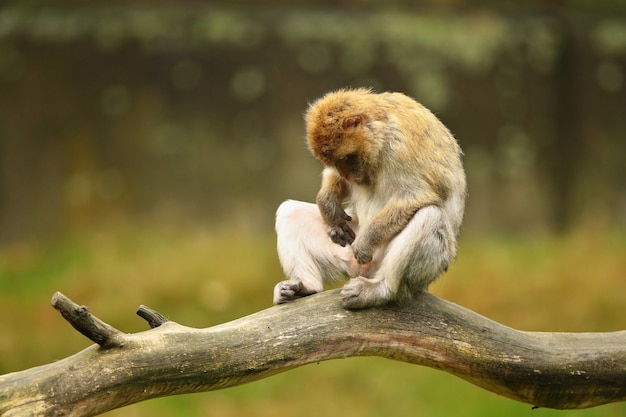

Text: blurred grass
xmin=0 ymin=226 xmax=625 ymax=416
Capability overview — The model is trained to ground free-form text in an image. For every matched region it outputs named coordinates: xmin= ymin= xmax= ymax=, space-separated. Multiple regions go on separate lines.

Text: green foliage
xmin=0 ymin=227 xmax=624 ymax=416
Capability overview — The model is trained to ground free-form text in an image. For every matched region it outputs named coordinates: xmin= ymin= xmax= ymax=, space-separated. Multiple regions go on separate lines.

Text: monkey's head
xmin=305 ymin=89 xmax=378 ymax=184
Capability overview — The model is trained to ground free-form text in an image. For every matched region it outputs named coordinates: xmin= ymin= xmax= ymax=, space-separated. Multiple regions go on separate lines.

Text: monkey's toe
xmin=340 ymin=277 xmax=390 ymax=309
xmin=273 ymin=279 xmax=317 ymax=305
xmin=339 ymin=286 xmax=361 ymax=308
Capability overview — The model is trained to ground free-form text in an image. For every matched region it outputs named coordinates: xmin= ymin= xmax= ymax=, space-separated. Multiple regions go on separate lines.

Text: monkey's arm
xmin=316 ymin=167 xmax=355 ymax=246
xmin=352 ymin=195 xmax=440 ymax=264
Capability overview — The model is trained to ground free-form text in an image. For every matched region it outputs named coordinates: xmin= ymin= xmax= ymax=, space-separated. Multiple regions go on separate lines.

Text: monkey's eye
xmin=336 ymin=153 xmax=363 ymax=182
xmin=341 ymin=154 xmax=359 ymax=169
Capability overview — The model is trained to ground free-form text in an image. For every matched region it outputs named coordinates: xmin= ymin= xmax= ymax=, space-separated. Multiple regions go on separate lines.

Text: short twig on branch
xmin=51 ymin=292 xmax=125 ymax=348
xmin=136 ymin=305 xmax=169 ymax=328
xmin=2 ymin=290 xmax=625 ymax=417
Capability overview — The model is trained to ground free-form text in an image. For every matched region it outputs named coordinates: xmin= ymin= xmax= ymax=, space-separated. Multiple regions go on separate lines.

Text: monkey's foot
xmin=273 ymin=279 xmax=318 ymax=305
xmin=340 ymin=277 xmax=391 ymax=309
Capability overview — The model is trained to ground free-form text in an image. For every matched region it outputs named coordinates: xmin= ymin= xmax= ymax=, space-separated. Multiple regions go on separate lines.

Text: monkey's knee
xmin=384 ymin=207 xmax=455 ymax=289
xmin=273 ymin=278 xmax=319 ymax=305
xmin=275 ymin=200 xmax=317 ymax=227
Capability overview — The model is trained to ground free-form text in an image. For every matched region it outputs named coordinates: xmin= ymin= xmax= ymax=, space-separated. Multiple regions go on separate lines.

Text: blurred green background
xmin=0 ymin=0 xmax=625 ymax=416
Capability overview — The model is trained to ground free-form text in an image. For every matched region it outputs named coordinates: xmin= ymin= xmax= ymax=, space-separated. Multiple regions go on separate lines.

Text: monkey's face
xmin=306 ymin=114 xmax=370 ymax=184
xmin=306 ymin=122 xmax=361 ymax=165
xmin=335 ymin=153 xmax=368 ymax=184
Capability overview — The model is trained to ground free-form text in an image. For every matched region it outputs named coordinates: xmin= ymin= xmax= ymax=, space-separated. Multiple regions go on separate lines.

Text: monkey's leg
xmin=274 ymin=200 xmax=359 ymax=305
xmin=341 ymin=205 xmax=454 ymax=309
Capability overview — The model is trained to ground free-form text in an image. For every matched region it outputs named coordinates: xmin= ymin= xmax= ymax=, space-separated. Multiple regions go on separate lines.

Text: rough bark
xmin=1 ymin=290 xmax=625 ymax=417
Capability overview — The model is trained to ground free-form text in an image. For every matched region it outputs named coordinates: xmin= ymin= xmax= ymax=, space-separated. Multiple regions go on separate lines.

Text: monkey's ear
xmin=342 ymin=115 xmax=363 ymax=130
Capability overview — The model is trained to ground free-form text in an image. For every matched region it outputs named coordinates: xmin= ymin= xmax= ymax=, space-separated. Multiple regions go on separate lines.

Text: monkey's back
xmin=365 ymin=91 xmax=466 ymax=208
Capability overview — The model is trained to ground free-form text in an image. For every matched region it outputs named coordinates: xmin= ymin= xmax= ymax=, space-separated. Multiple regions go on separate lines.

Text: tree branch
xmin=1 ymin=290 xmax=625 ymax=417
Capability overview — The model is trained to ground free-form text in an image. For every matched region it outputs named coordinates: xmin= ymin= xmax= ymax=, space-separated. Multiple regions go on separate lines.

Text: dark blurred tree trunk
xmin=545 ymin=12 xmax=584 ymax=232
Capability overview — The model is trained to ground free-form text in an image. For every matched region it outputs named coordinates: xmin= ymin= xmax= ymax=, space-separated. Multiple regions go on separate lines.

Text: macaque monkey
xmin=274 ymin=88 xmax=466 ymax=309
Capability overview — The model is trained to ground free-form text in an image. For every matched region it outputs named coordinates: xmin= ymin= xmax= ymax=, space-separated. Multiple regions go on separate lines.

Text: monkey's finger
xmin=342 ymin=212 xmax=353 ymax=222
xmin=330 ymin=230 xmax=348 ymax=247
xmin=344 ymin=226 xmax=356 ymax=242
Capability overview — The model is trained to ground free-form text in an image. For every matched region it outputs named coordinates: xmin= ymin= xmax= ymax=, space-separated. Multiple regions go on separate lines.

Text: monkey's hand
xmin=351 ymin=237 xmax=373 ymax=265
xmin=328 ymin=212 xmax=356 ymax=247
